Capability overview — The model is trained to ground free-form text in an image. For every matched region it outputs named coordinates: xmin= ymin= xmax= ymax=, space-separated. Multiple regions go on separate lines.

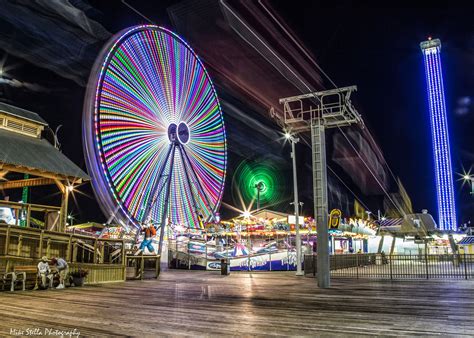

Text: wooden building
xmin=0 ymin=101 xmax=89 ymax=231
xmin=0 ymin=103 xmax=160 ymax=288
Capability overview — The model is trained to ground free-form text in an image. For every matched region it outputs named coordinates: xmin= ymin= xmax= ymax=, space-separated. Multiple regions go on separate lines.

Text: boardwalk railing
xmin=0 ymin=224 xmax=127 ymax=286
xmin=304 ymin=253 xmax=474 ymax=279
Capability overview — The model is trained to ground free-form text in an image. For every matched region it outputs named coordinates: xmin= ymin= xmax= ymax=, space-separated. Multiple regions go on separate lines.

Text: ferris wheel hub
xmin=177 ymin=122 xmax=190 ymax=144
xmin=167 ymin=122 xmax=190 ymax=144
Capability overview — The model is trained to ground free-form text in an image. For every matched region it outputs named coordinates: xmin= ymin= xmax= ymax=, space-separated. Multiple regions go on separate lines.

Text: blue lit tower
xmin=420 ymin=38 xmax=457 ymax=231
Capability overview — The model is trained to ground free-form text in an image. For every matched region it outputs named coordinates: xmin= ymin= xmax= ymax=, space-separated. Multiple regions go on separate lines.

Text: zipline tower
xmin=276 ymin=86 xmax=363 ymax=288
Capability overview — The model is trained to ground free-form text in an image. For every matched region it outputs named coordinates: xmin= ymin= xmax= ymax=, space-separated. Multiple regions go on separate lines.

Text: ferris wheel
xmin=83 ymin=25 xmax=227 ymax=246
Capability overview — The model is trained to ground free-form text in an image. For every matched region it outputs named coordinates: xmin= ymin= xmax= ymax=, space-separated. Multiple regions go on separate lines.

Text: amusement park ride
xmin=83 ymin=25 xmax=227 ymax=255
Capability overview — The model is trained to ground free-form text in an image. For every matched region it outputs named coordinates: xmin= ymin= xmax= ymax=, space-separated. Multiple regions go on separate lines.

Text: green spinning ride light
xmin=232 ymin=160 xmax=286 ymax=208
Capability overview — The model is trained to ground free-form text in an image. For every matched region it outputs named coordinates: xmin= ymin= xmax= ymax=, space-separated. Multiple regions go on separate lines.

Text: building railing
xmin=0 ymin=200 xmax=61 ymax=229
xmin=0 ymin=224 xmax=127 ymax=285
xmin=304 ymin=253 xmax=474 ymax=279
xmin=125 ymin=255 xmax=161 ymax=280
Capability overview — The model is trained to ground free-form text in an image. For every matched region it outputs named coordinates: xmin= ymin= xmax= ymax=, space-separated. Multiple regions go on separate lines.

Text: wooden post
xmin=46 ymin=238 xmax=51 ymax=258
xmin=14 ymin=209 xmax=19 ymax=226
xmin=121 ymin=240 xmax=126 ymax=266
xmin=56 ymin=180 xmax=69 ymax=232
xmin=26 ymin=204 xmax=31 ymax=228
xmin=140 ymin=256 xmax=145 ymax=280
xmin=60 ymin=190 xmax=68 ymax=232
xmin=93 ymin=239 xmax=98 ymax=264
xmin=100 ymin=241 xmax=105 ymax=264
xmin=4 ymin=225 xmax=11 ymax=256
xmin=155 ymin=255 xmax=160 ymax=278
xmin=38 ymin=230 xmax=44 ymax=258
xmin=16 ymin=234 xmax=23 ymax=256
xmin=72 ymin=241 xmax=78 ymax=263
xmin=66 ymin=234 xmax=72 ymax=262
xmin=122 ymin=239 xmax=126 ymax=281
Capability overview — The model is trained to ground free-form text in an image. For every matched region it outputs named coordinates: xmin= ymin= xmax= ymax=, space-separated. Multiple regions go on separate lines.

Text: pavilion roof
xmin=0 ymin=128 xmax=89 ymax=181
xmin=0 ymin=101 xmax=47 ymax=126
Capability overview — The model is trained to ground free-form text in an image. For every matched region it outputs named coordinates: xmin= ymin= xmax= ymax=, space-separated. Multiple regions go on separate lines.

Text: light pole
xmin=365 ymin=210 xmax=372 ymax=221
xmin=255 ymin=181 xmax=264 ymax=211
xmin=285 ymin=132 xmax=303 ymax=276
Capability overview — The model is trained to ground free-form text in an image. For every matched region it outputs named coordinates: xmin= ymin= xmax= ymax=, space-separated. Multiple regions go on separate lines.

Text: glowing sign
xmin=329 ymin=209 xmax=342 ymax=229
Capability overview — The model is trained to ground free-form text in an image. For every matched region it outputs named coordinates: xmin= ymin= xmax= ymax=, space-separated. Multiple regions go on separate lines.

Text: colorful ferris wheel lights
xmin=83 ymin=25 xmax=227 ymax=229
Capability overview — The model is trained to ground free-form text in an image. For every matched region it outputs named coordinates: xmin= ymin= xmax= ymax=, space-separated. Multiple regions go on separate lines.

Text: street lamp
xmin=290 ymin=201 xmax=304 ymax=215
xmin=286 ymin=131 xmax=303 ymax=276
xmin=463 ymin=174 xmax=474 ymax=195
xmin=242 ymin=211 xmax=251 ymax=219
xmin=67 ymin=214 xmax=74 ymax=226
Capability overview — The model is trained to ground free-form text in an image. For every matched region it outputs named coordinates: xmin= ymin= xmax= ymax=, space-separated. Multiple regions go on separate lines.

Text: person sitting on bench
xmin=51 ymin=257 xmax=68 ymax=289
xmin=37 ymin=256 xmax=53 ymax=289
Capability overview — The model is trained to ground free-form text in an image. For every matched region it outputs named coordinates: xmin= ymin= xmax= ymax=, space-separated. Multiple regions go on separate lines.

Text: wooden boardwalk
xmin=1 ymin=270 xmax=473 ymax=336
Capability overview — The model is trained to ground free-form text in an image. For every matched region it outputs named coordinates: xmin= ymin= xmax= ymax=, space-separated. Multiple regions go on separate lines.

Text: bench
xmin=1 ymin=267 xmax=16 ymax=292
xmin=14 ymin=265 xmax=54 ymax=291
xmin=14 ymin=265 xmax=39 ymax=291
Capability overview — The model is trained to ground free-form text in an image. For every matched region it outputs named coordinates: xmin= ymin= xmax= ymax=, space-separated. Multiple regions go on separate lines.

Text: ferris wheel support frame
xmin=177 ymin=144 xmax=203 ymax=222
xmin=179 ymin=143 xmax=218 ymax=223
xmin=136 ymin=139 xmax=219 ymax=254
xmin=157 ymin=144 xmax=176 ymax=255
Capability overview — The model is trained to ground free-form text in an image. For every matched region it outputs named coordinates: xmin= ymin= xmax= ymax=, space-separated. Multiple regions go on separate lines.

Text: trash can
xmin=221 ymin=259 xmax=230 ymax=275
xmin=376 ymin=255 xmax=382 ymax=265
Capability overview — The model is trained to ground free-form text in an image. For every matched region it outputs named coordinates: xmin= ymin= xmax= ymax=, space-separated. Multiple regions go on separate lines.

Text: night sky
xmin=0 ymin=1 xmax=472 ymax=226
xmin=274 ymin=3 xmax=473 ymax=223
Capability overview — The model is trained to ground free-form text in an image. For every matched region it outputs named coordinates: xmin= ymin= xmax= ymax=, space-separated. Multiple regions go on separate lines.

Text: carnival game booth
xmin=330 ymin=218 xmax=378 ymax=254
xmin=458 ymin=236 xmax=474 ymax=254
xmin=167 ymin=209 xmax=316 ymax=271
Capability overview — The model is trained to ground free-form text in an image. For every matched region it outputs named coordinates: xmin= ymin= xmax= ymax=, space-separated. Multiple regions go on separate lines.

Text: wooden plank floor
xmin=1 ymin=270 xmax=473 ymax=337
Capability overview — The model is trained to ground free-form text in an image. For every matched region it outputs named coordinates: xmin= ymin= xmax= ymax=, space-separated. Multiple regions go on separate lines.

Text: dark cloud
xmin=0 ymin=0 xmax=111 ymax=86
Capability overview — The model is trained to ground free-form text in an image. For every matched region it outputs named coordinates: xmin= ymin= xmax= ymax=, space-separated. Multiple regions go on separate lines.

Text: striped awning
xmin=458 ymin=236 xmax=474 ymax=245
xmin=376 ymin=218 xmax=403 ymax=227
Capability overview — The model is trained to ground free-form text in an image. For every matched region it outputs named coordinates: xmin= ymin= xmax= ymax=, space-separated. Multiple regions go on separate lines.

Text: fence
xmin=304 ymin=253 xmax=474 ymax=279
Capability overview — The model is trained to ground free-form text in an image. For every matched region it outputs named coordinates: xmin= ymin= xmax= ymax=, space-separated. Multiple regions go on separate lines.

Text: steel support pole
xmin=158 ymin=145 xmax=176 ymax=255
xmin=142 ymin=144 xmax=174 ymax=224
xmin=312 ymin=119 xmax=330 ymax=288
xmin=257 ymin=189 xmax=260 ymax=211
xmin=291 ymin=137 xmax=303 ymax=276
